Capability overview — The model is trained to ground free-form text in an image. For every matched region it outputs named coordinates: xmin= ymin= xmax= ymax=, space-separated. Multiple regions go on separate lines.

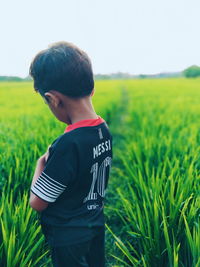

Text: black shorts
xmin=49 ymin=227 xmax=105 ymax=267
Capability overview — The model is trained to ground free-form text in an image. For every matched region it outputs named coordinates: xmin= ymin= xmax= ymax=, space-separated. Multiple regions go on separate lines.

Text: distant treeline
xmin=0 ymin=65 xmax=200 ymax=81
xmin=0 ymin=76 xmax=31 ymax=82
xmin=95 ymin=71 xmax=183 ymax=80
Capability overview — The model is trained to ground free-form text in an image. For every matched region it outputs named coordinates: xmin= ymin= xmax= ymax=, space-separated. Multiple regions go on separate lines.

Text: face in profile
xmin=42 ymin=92 xmax=69 ymax=123
xmin=42 ymin=89 xmax=95 ymax=125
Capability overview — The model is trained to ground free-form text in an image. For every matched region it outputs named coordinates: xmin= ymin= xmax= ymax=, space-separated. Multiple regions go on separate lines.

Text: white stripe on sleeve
xmin=31 ymin=171 xmax=67 ymax=202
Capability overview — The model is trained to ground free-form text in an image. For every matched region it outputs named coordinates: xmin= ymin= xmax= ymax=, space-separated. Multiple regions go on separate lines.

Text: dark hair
xmin=29 ymin=41 xmax=94 ymax=98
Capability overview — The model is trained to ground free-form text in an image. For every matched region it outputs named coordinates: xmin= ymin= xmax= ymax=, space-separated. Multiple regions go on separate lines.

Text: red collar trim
xmin=64 ymin=115 xmax=105 ymax=133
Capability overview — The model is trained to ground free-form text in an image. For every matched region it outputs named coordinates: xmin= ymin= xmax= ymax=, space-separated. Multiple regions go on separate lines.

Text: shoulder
xmin=50 ymin=132 xmax=76 ymax=154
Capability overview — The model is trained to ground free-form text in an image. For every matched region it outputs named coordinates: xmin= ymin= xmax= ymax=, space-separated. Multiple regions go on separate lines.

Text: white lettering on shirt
xmin=93 ymin=139 xmax=111 ymax=159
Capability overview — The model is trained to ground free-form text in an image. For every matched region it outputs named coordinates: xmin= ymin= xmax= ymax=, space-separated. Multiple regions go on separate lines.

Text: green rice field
xmin=0 ymin=78 xmax=199 ymax=266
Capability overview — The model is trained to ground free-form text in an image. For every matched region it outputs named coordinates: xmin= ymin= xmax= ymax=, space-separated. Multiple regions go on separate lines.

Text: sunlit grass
xmin=106 ymin=78 xmax=200 ymax=267
xmin=0 ymin=78 xmax=199 ymax=266
xmin=0 ymin=80 xmax=121 ymax=266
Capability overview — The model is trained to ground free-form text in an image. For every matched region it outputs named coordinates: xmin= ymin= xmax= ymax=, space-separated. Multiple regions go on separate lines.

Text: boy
xmin=29 ymin=41 xmax=113 ymax=267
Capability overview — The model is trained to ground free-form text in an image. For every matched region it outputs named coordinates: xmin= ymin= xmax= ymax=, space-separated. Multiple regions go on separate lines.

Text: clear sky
xmin=0 ymin=0 xmax=199 ymax=77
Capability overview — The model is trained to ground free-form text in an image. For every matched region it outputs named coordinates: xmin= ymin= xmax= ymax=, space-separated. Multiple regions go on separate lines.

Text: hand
xmin=31 ymin=146 xmax=51 ymax=188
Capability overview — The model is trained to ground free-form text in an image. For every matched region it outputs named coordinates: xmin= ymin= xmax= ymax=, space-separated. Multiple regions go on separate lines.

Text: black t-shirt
xmin=31 ymin=117 xmax=112 ymax=247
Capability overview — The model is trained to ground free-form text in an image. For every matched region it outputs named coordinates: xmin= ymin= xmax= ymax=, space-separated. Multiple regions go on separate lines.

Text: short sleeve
xmin=31 ymin=140 xmax=78 ymax=203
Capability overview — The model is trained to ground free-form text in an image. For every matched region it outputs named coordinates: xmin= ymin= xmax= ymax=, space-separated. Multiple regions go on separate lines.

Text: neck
xmin=66 ymin=97 xmax=98 ymax=124
xmin=69 ymin=111 xmax=99 ymax=124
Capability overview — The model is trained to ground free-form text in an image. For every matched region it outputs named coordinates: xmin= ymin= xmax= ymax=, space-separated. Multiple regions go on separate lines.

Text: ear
xmin=91 ymin=89 xmax=95 ymax=97
xmin=44 ymin=92 xmax=60 ymax=107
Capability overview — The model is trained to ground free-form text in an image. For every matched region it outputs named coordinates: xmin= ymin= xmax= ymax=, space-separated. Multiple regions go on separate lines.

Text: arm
xmin=30 ymin=140 xmax=77 ymax=209
xmin=29 ymin=149 xmax=50 ymax=212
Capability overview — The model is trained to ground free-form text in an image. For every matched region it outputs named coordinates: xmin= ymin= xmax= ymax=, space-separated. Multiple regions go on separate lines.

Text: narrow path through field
xmin=109 ymin=85 xmax=130 ymax=150
xmin=105 ymin=85 xmax=131 ymax=266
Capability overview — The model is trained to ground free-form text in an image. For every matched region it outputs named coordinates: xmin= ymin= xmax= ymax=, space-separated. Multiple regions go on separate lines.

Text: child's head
xmin=29 ymin=41 xmax=94 ymax=99
xmin=29 ymin=41 xmax=96 ymax=123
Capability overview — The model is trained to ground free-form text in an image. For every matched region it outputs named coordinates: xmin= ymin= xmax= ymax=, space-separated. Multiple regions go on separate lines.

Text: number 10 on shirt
xmin=83 ymin=156 xmax=112 ymax=204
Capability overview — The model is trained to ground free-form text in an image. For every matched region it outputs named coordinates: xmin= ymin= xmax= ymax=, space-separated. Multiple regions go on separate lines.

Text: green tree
xmin=183 ymin=65 xmax=200 ymax=78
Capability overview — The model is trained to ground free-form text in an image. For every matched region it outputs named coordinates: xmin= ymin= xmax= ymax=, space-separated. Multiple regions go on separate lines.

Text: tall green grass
xmin=105 ymin=79 xmax=200 ymax=266
xmin=0 ymin=78 xmax=199 ymax=266
xmin=0 ymin=81 xmax=121 ymax=266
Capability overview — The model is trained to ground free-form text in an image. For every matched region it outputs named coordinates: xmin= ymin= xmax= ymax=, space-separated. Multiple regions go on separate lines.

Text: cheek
xmin=47 ymin=104 xmax=67 ymax=123
xmin=54 ymin=109 xmax=67 ymax=123
xmin=47 ymin=105 xmax=58 ymax=118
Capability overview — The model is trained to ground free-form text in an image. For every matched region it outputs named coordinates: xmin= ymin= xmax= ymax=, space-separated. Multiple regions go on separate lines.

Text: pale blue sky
xmin=0 ymin=0 xmax=199 ymax=77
